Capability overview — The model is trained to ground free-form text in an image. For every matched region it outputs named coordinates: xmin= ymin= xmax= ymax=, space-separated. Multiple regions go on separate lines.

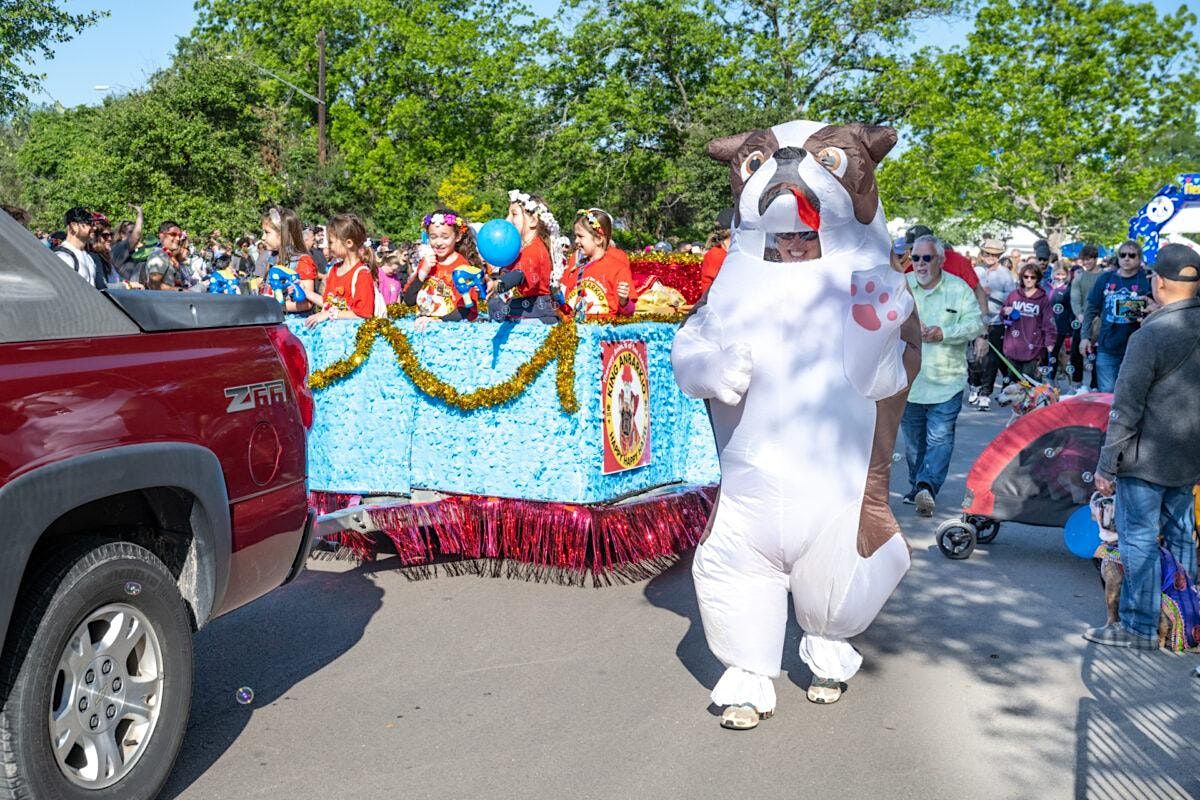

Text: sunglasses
xmin=776 ymin=231 xmax=819 ymax=242
xmin=1118 ymin=252 xmax=1139 ymax=258
xmin=163 ymin=230 xmax=182 ymax=238
xmin=910 ymin=253 xmax=936 ymax=263
xmin=1021 ymin=274 xmax=1039 ymax=280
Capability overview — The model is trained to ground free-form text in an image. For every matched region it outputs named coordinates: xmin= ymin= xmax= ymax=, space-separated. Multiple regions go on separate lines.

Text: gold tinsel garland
xmin=307 ymin=304 xmax=683 ymax=412
xmin=308 ymin=315 xmax=580 ymax=414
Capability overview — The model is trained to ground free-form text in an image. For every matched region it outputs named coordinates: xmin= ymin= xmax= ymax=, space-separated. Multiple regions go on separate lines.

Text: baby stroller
xmin=936 ymin=393 xmax=1115 ymax=559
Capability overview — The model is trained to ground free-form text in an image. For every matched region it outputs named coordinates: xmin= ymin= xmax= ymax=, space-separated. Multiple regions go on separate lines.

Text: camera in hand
xmin=1114 ymin=296 xmax=1148 ymax=321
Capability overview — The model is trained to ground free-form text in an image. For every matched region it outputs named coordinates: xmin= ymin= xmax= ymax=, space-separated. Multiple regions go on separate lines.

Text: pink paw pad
xmin=851 ymin=274 xmax=899 ymax=331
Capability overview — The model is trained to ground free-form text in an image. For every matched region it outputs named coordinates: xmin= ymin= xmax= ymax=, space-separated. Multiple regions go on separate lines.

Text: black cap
xmin=905 ymin=224 xmax=934 ymax=245
xmin=1034 ymin=239 xmax=1051 ymax=260
xmin=716 ymin=207 xmax=734 ymax=229
xmin=1153 ymin=244 xmax=1200 ymax=282
xmin=64 ymin=206 xmax=93 ymax=226
xmin=1080 ymin=244 xmax=1099 ymax=259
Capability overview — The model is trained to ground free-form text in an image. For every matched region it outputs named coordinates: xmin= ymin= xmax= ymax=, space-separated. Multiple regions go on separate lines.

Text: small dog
xmin=1092 ymin=492 xmax=1197 ymax=650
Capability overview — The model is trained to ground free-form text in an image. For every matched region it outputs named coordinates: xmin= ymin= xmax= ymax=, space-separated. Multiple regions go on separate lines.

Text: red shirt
xmin=511 ymin=237 xmax=551 ymax=298
xmin=322 ymin=261 xmax=376 ymax=319
xmin=699 ymin=244 xmax=727 ymax=295
xmin=407 ymin=253 xmax=475 ymax=319
xmin=905 ymin=246 xmax=979 ymax=289
xmin=296 ymin=253 xmax=318 ymax=282
xmin=560 ymin=247 xmax=635 ymax=317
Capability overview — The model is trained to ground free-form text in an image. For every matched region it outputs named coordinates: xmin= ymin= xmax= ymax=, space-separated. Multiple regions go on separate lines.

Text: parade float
xmin=301 ymin=253 xmax=720 ymax=585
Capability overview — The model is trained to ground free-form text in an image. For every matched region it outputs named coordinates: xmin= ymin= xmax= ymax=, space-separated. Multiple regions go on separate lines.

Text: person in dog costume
xmin=672 ymin=119 xmax=921 ymax=729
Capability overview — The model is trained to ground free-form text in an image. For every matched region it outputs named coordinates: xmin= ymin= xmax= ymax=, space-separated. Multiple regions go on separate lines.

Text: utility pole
xmin=317 ymin=28 xmax=327 ymax=167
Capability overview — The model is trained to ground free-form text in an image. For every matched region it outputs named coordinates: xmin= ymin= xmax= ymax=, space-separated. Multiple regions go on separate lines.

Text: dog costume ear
xmin=850 ymin=124 xmax=897 ymax=164
xmin=707 ymin=132 xmax=753 ymax=163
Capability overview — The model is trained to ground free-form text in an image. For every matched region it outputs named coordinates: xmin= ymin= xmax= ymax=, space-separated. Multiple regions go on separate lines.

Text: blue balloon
xmin=476 ymin=219 xmax=522 ymax=268
xmin=1063 ymin=504 xmax=1101 ymax=559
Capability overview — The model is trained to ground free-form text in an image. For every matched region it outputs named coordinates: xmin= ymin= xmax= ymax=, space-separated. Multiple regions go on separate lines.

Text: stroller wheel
xmin=971 ymin=517 xmax=1001 ymax=544
xmin=936 ymin=520 xmax=977 ymax=560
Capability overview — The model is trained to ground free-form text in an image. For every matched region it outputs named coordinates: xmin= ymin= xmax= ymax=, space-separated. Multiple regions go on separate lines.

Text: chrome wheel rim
xmin=49 ymin=602 xmax=164 ymax=789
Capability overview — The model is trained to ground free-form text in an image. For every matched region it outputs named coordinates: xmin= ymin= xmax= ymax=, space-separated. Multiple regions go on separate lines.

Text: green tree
xmin=436 ymin=163 xmax=494 ymax=220
xmin=191 ymin=0 xmax=544 ymax=236
xmin=0 ymin=0 xmax=107 ymax=108
xmin=16 ymin=54 xmax=280 ymax=234
xmin=530 ymin=0 xmax=969 ymax=240
xmin=879 ymin=0 xmax=1200 ymax=248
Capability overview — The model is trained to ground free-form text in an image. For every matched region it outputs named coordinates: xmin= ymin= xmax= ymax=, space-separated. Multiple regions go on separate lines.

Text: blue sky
xmin=27 ymin=0 xmax=1197 ymax=108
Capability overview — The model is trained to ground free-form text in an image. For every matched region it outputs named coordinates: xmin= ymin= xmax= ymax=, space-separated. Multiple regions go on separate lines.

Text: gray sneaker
xmin=1083 ymin=623 xmax=1158 ymax=650
xmin=915 ymin=487 xmax=935 ymax=517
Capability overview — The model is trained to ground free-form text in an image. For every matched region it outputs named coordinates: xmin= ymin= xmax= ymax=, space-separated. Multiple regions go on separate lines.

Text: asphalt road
xmin=163 ymin=403 xmax=1200 ymax=800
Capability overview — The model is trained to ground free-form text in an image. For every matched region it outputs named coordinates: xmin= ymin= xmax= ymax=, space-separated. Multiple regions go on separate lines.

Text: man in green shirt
xmin=901 ymin=235 xmax=985 ymax=516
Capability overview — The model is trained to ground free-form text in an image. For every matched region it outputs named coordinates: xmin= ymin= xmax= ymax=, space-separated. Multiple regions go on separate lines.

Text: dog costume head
xmin=707 ymin=120 xmax=897 ymax=263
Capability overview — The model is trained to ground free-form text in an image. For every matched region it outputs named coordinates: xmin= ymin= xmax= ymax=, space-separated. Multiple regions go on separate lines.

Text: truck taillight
xmin=267 ymin=326 xmax=314 ymax=429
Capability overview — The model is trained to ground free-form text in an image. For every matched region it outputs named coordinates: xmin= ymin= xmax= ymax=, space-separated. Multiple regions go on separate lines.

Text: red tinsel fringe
xmin=629 ymin=259 xmax=705 ymax=304
xmin=308 ymin=487 xmax=716 ymax=586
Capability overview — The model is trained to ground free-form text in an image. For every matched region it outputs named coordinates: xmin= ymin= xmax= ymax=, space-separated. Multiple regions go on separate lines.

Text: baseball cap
xmin=1153 ymin=244 xmax=1200 ymax=281
xmin=64 ymin=206 xmax=94 ymax=226
xmin=892 ymin=236 xmax=907 ymax=255
xmin=904 ymin=224 xmax=933 ymax=245
xmin=981 ymin=238 xmax=1004 ymax=255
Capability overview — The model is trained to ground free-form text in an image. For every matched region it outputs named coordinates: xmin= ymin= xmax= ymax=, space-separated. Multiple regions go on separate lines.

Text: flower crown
xmin=576 ymin=208 xmax=608 ymax=237
xmin=422 ymin=212 xmax=468 ymax=232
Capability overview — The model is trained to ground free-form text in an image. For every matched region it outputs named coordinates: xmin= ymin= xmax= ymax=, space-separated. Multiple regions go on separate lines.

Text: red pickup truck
xmin=0 ymin=213 xmax=316 ymax=800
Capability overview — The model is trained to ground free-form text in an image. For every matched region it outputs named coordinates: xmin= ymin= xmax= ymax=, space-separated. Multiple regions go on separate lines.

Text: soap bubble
xmin=124 ymin=581 xmax=141 ymax=597
xmin=1072 ymin=320 xmax=1081 ymax=329
xmin=1110 ymin=410 xmax=1119 ymax=420
xmin=1044 ymin=448 xmax=1057 ymax=458
xmin=892 ymin=453 xmax=901 ymax=462
xmin=1082 ymin=471 xmax=1094 ymax=484
xmin=236 ymin=687 xmax=254 ymax=705
xmin=1052 ymin=304 xmax=1064 ymax=315
xmin=1012 ymin=330 xmax=1021 ymax=338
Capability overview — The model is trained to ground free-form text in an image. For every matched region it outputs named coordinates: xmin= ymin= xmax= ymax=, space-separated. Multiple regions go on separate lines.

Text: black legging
xmin=978 ymin=324 xmax=1006 ymax=396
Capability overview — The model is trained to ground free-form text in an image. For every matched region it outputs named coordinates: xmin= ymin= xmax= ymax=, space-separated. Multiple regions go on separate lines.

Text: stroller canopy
xmin=964 ymin=394 xmax=1113 ymax=528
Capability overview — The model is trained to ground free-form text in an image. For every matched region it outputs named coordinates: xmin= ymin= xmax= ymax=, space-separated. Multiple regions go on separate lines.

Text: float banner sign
xmin=601 ymin=340 xmax=652 ymax=474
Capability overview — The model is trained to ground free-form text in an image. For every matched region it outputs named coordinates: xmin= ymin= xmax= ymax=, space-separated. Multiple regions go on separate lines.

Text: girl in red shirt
xmin=489 ymin=190 xmax=564 ymax=323
xmin=402 ymin=209 xmax=484 ymax=323
xmin=261 ymin=205 xmax=321 ymax=313
xmin=557 ymin=208 xmax=636 ymax=320
xmin=304 ymin=214 xmax=377 ymax=327
xmin=699 ymin=209 xmax=733 ymax=296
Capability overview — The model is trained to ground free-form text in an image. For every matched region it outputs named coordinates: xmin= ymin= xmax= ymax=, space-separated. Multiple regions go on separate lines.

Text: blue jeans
xmin=1116 ymin=477 xmax=1198 ymax=638
xmin=901 ymin=391 xmax=963 ymax=498
xmin=1095 ymin=350 xmax=1123 ymax=393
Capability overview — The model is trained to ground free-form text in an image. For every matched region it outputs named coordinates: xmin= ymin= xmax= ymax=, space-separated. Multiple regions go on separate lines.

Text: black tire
xmin=0 ymin=539 xmax=193 ymax=800
xmin=936 ymin=521 xmax=977 ymax=560
xmin=975 ymin=519 xmax=1001 ymax=545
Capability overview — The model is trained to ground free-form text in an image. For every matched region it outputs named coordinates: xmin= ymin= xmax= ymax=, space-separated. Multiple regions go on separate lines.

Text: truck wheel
xmin=0 ymin=539 xmax=193 ymax=800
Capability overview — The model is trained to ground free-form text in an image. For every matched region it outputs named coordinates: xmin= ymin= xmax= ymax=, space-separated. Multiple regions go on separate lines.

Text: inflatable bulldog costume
xmin=672 ymin=119 xmax=921 ymax=727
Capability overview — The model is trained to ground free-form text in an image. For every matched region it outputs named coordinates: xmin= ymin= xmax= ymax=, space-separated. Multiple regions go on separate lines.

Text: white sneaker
xmin=977 ymin=396 xmax=991 ymax=411
xmin=967 ymin=388 xmax=979 ymax=405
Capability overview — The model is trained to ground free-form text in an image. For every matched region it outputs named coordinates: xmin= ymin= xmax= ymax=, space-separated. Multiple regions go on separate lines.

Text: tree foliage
xmin=0 ymin=0 xmax=106 ymax=108
xmin=8 ymin=0 xmax=1187 ymax=247
xmin=15 ymin=55 xmax=283 ymax=233
xmin=878 ymin=0 xmax=1200 ymax=248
